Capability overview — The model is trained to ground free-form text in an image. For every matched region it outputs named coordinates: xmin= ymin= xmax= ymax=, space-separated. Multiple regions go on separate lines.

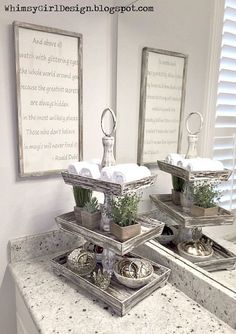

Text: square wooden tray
xmin=56 ymin=212 xmax=164 ymax=256
xmin=157 ymin=160 xmax=232 ymax=182
xmin=150 ymin=194 xmax=235 ymax=228
xmin=51 ymin=251 xmax=170 ymax=316
xmin=61 ymin=172 xmax=156 ymax=195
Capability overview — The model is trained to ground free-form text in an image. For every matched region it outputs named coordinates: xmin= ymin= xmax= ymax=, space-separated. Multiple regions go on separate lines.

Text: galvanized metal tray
xmin=61 ymin=172 xmax=156 ymax=195
xmin=51 ymin=251 xmax=170 ymax=316
xmin=150 ymin=194 xmax=235 ymax=228
xmin=56 ymin=212 xmax=164 ymax=256
xmin=157 ymin=160 xmax=232 ymax=182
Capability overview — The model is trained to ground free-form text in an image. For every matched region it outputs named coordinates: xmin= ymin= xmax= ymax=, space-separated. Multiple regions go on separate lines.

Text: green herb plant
xmin=108 ymin=193 xmax=140 ymax=227
xmin=172 ymin=176 xmax=185 ymax=192
xmin=193 ymin=182 xmax=221 ymax=209
xmin=84 ymin=197 xmax=100 ymax=214
xmin=73 ymin=186 xmax=92 ymax=208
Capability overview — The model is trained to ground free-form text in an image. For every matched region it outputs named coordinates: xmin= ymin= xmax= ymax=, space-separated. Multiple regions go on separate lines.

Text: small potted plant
xmin=81 ymin=197 xmax=101 ymax=230
xmin=73 ymin=186 xmax=92 ymax=224
xmin=172 ymin=176 xmax=185 ymax=205
xmin=108 ymin=193 xmax=141 ymax=242
xmin=191 ymin=182 xmax=221 ymax=216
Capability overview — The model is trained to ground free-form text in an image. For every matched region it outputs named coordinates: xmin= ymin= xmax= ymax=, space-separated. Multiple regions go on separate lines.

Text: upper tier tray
xmin=150 ymin=194 xmax=235 ymax=228
xmin=56 ymin=212 xmax=164 ymax=255
xmin=157 ymin=160 xmax=232 ymax=182
xmin=61 ymin=172 xmax=156 ymax=195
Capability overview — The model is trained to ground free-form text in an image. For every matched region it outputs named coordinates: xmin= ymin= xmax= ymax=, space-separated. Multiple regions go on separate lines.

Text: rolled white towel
xmin=186 ymin=158 xmax=224 ymax=172
xmin=177 ymin=159 xmax=190 ymax=169
xmin=100 ymin=166 xmax=116 ymax=182
xmin=79 ymin=164 xmax=101 ymax=179
xmin=212 ymin=160 xmax=225 ymax=170
xmin=68 ymin=161 xmax=90 ymax=174
xmin=88 ymin=159 xmax=101 ymax=171
xmin=139 ymin=166 xmax=152 ymax=176
xmin=100 ymin=164 xmax=139 ymax=182
xmin=113 ymin=166 xmax=151 ymax=184
xmin=165 ymin=153 xmax=184 ymax=166
xmin=178 ymin=158 xmax=206 ymax=170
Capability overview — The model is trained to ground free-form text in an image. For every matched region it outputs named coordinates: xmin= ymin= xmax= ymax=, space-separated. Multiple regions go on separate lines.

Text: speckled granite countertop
xmin=209 ymin=236 xmax=236 ymax=292
xmin=9 ymin=231 xmax=235 ymax=334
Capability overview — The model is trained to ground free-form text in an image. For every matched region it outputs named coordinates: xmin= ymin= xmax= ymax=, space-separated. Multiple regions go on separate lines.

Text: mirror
xmin=209 ymin=236 xmax=236 ymax=292
xmin=137 ymin=47 xmax=187 ymax=165
xmin=115 ymin=0 xmax=236 ymax=297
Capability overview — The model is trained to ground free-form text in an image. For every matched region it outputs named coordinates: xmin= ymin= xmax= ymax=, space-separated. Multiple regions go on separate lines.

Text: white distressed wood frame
xmin=14 ymin=21 xmax=83 ymax=177
xmin=137 ymin=47 xmax=188 ymax=166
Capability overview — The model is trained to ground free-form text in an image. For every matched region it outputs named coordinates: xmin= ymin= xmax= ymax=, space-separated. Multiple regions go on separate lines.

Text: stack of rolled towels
xmin=101 ymin=164 xmax=151 ymax=183
xmin=165 ymin=154 xmax=224 ymax=172
xmin=68 ymin=159 xmax=101 ymax=179
xmin=165 ymin=153 xmax=185 ymax=166
xmin=68 ymin=161 xmax=151 ymax=184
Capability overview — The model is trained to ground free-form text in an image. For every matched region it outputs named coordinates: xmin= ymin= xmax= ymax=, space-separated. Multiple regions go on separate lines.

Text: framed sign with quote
xmin=14 ymin=21 xmax=83 ymax=177
xmin=137 ymin=47 xmax=188 ymax=165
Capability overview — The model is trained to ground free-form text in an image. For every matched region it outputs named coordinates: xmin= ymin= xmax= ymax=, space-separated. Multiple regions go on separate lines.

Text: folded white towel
xmin=79 ymin=164 xmax=101 ymax=179
xmin=100 ymin=164 xmax=139 ymax=182
xmin=113 ymin=166 xmax=151 ymax=184
xmin=165 ymin=153 xmax=185 ymax=166
xmin=68 ymin=162 xmax=91 ymax=174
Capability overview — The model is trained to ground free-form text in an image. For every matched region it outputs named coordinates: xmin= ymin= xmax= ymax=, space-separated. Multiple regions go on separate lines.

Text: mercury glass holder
xmin=101 ymin=248 xmax=116 ymax=275
xmin=180 ymin=182 xmax=194 ymax=213
xmin=100 ymin=195 xmax=113 ymax=232
xmin=93 ymin=268 xmax=111 ymax=290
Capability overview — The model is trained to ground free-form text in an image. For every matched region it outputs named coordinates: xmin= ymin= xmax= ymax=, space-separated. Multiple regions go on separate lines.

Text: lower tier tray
xmin=150 ymin=194 xmax=235 ymax=228
xmin=157 ymin=235 xmax=236 ymax=272
xmin=51 ymin=251 xmax=170 ymax=316
xmin=56 ymin=212 xmax=164 ymax=256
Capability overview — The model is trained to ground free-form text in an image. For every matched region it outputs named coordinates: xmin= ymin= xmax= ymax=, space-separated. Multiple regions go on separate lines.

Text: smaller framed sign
xmin=137 ymin=47 xmax=188 ymax=165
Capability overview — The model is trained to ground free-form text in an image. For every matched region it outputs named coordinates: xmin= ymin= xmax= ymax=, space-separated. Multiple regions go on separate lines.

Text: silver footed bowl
xmin=177 ymin=240 xmax=214 ymax=262
xmin=114 ymin=258 xmax=154 ymax=289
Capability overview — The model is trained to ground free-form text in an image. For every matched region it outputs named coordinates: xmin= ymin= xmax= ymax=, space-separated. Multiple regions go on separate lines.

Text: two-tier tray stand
xmin=149 ymin=160 xmax=236 ymax=272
